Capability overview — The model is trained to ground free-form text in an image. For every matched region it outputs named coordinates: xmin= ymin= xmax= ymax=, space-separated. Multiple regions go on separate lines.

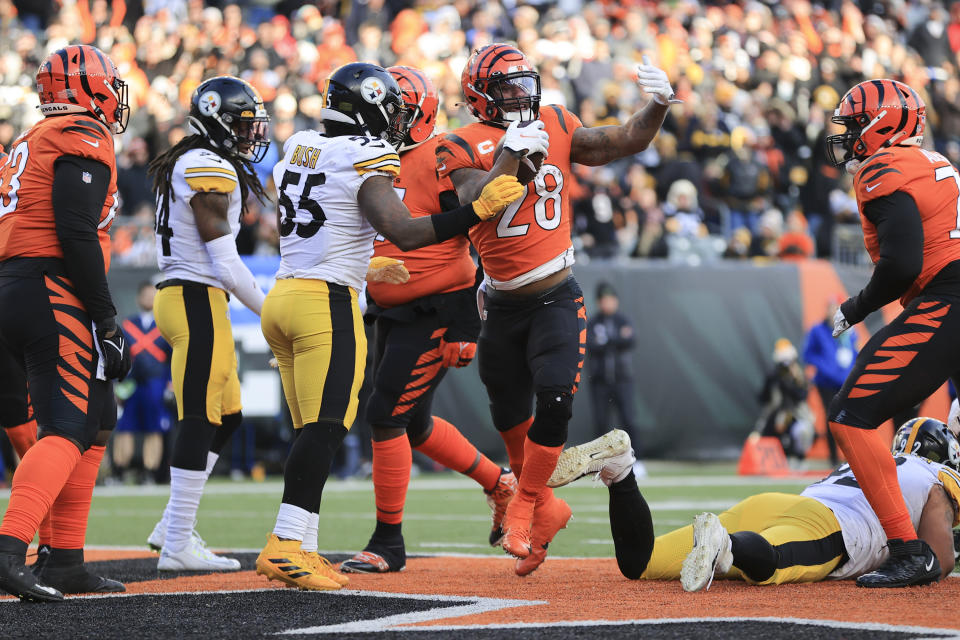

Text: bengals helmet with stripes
xmin=36 ymin=45 xmax=129 ymax=134
xmin=827 ymin=79 xmax=925 ymax=168
xmin=388 ymin=66 xmax=439 ymax=149
xmin=461 ymin=44 xmax=540 ymax=125
xmin=892 ymin=417 xmax=960 ymax=470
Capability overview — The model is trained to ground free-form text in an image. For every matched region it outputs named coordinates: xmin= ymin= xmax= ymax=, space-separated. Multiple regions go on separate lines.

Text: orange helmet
xmin=36 ymin=45 xmax=129 ymax=134
xmin=461 ymin=43 xmax=540 ymax=125
xmin=826 ymin=79 xmax=925 ymax=167
xmin=388 ymin=66 xmax=439 ymax=148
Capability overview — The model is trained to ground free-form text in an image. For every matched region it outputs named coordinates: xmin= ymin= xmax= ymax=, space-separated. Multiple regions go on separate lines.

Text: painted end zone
xmin=1 ymin=551 xmax=957 ymax=639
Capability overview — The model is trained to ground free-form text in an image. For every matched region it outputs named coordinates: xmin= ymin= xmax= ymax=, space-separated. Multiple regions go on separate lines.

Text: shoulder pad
xmin=179 ymin=148 xmax=238 ymax=194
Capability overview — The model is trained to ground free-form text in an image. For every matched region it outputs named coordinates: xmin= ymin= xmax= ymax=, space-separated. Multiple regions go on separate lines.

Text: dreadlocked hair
xmin=149 ymin=134 xmax=269 ymax=222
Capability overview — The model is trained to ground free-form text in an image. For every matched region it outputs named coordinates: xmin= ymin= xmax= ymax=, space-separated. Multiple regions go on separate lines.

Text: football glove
xmin=501 ymin=120 xmax=549 ymax=158
xmin=472 ymin=175 xmax=524 ymax=220
xmin=94 ymin=317 xmax=132 ymax=381
xmin=832 ymin=306 xmax=851 ymax=338
xmin=635 ymin=55 xmax=683 ymax=105
xmin=367 ymin=256 xmax=410 ymax=284
xmin=439 ymin=339 xmax=476 ymax=368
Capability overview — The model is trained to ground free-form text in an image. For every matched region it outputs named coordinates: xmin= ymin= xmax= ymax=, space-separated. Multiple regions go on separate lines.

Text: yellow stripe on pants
xmin=642 ymin=493 xmax=844 ymax=585
xmin=261 ymin=278 xmax=366 ymax=430
xmin=153 ymin=284 xmax=241 ymax=425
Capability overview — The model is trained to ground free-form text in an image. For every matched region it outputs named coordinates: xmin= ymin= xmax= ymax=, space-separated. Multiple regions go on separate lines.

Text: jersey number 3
xmin=0 ymin=141 xmax=29 ymax=218
xmin=278 ymin=170 xmax=326 ymax=238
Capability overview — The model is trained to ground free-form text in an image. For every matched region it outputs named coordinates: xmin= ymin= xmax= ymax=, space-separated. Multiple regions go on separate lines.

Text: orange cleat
xmin=515 ymin=495 xmax=572 ymax=576
xmin=501 ymin=493 xmax=536 ymax=559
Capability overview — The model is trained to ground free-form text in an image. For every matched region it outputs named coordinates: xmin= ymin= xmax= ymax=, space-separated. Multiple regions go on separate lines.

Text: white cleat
xmin=547 ymin=429 xmax=633 ymax=488
xmin=147 ymin=520 xmax=165 ymax=552
xmin=157 ymin=533 xmax=241 ymax=572
xmin=681 ymin=512 xmax=733 ymax=592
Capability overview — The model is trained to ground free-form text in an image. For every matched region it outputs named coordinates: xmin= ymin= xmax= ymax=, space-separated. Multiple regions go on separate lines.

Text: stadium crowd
xmin=2 ymin=0 xmax=960 ymax=267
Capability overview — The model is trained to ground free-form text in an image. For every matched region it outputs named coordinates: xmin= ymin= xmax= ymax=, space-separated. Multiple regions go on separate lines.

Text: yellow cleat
xmin=255 ymin=535 xmax=341 ymax=591
xmin=303 ymin=551 xmax=350 ymax=587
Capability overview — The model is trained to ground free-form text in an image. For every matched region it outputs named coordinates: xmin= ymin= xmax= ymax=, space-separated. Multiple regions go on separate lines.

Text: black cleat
xmin=30 ymin=544 xmax=51 ymax=577
xmin=856 ymin=538 xmax=941 ymax=588
xmin=0 ymin=536 xmax=63 ymax=602
xmin=37 ymin=548 xmax=125 ymax=595
xmin=37 ymin=564 xmax=125 ymax=595
xmin=341 ymin=538 xmax=406 ymax=574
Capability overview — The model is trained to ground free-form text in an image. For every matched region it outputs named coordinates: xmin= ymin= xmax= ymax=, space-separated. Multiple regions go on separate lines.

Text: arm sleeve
xmin=841 ymin=191 xmax=924 ymax=325
xmin=52 ymin=155 xmax=116 ymax=322
xmin=204 ymin=235 xmax=266 ymax=316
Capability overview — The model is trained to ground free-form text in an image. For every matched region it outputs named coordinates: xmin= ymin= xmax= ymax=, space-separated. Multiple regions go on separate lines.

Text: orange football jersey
xmin=0 ymin=115 xmax=118 ymax=271
xmin=437 ymin=105 xmax=582 ymax=284
xmin=855 ymin=145 xmax=960 ymax=304
xmin=368 ymin=136 xmax=476 ymax=307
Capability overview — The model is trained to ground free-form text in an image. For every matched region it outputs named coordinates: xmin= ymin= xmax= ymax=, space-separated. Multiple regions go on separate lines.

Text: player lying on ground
xmin=550 ymin=420 xmax=959 ymax=590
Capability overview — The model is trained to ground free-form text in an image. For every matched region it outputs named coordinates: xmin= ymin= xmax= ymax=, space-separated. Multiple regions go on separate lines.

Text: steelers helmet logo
xmin=198 ymin=90 xmax=221 ymax=116
xmin=360 ymin=77 xmax=386 ymax=105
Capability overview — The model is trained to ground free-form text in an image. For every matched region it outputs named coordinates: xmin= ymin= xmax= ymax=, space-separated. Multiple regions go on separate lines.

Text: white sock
xmin=164 ymin=466 xmax=209 ymax=553
xmin=205 ymin=452 xmax=219 ymax=477
xmin=300 ymin=512 xmax=320 ymax=553
xmin=272 ymin=503 xmax=311 ymax=542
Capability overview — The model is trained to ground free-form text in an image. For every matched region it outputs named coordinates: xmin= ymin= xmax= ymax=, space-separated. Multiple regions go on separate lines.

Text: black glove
xmin=95 ymin=317 xmax=132 ymax=381
xmin=953 ymin=528 xmax=959 ymax=562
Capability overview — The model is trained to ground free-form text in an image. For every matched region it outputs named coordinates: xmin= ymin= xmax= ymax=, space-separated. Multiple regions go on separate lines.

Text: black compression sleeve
xmin=52 ymin=155 xmax=116 ymax=323
xmin=430 ymin=202 xmax=482 ymax=243
xmin=841 ymin=191 xmax=924 ymax=325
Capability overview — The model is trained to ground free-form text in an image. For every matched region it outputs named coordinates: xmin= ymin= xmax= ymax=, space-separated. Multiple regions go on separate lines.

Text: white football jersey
xmin=801 ymin=455 xmax=960 ymax=579
xmin=155 ymin=147 xmax=242 ymax=287
xmin=272 ymin=130 xmax=400 ymax=291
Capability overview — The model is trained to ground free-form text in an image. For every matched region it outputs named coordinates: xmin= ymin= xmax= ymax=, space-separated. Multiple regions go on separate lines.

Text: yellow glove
xmin=367 ymin=256 xmax=410 ymax=284
xmin=472 ymin=175 xmax=525 ymax=220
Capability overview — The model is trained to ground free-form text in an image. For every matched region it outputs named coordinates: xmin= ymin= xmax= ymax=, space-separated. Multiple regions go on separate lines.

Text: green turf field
xmin=1 ymin=461 xmax=816 ymax=556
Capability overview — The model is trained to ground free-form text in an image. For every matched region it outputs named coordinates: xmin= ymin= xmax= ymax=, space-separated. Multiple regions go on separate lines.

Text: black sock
xmin=210 ymin=412 xmax=242 ymax=455
xmin=47 ymin=548 xmax=84 ymax=567
xmin=170 ymin=417 xmax=217 ymax=471
xmin=281 ymin=421 xmax=347 ymax=513
xmin=729 ymin=531 xmax=777 ymax=582
xmin=372 ymin=520 xmax=403 ymax=543
xmin=607 ymin=470 xmax=654 ymax=579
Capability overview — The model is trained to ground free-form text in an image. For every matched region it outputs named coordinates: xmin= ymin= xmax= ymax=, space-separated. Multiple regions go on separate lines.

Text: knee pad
xmin=0 ymin=388 xmax=30 ymax=429
xmin=528 ymin=390 xmax=573 ymax=447
xmin=729 ymin=531 xmax=777 ymax=583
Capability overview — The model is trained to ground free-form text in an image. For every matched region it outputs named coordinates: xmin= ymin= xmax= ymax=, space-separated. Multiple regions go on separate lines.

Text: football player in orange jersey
xmin=825 ymin=78 xmax=960 ymax=587
xmin=0 ymin=44 xmax=131 ymax=601
xmin=340 ymin=66 xmax=518 ymax=574
xmin=437 ymin=45 xmax=677 ymax=575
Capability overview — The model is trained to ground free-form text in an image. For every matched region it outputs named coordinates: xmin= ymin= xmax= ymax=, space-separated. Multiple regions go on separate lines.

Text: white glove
xmin=501 ymin=120 xmax=549 ymax=158
xmin=832 ymin=307 xmax=851 ymax=338
xmin=635 ymin=55 xmax=682 ymax=106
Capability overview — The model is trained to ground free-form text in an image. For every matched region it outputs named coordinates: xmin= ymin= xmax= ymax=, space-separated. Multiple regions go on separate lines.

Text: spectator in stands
xmin=758 ymin=338 xmax=815 ymax=463
xmin=117 ymin=137 xmax=153 ymax=215
xmin=803 ymin=298 xmax=858 ymax=467
xmin=5 ymin=0 xmax=960 ymax=264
